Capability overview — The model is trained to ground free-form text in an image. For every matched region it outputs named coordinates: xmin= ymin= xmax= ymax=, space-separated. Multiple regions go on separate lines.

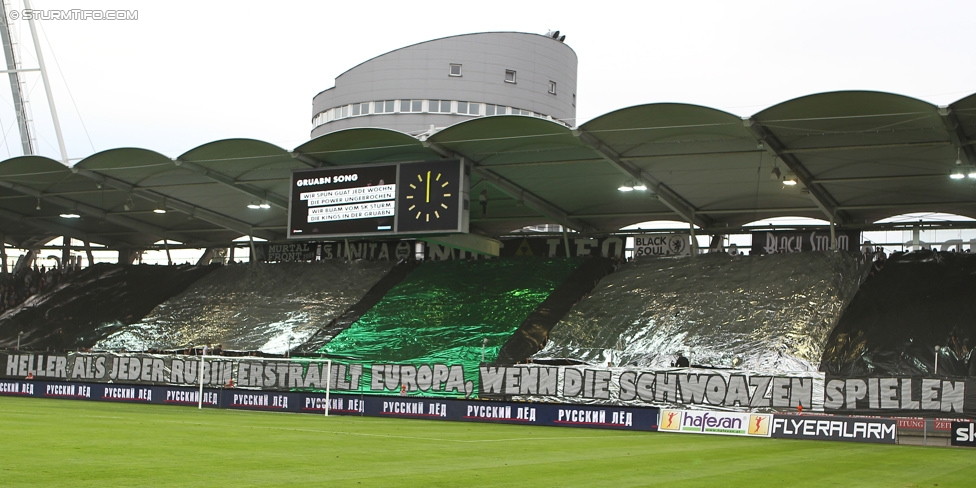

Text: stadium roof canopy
xmin=1 ymin=90 xmax=975 ymax=250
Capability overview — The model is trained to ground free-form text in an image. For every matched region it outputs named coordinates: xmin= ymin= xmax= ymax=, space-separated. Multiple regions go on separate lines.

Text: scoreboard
xmin=288 ymin=159 xmax=469 ymax=239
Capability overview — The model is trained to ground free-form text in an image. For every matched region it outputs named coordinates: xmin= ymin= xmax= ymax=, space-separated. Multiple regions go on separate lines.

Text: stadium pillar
xmin=197 ymin=248 xmax=216 ymax=265
xmin=708 ymin=234 xmax=723 ymax=252
xmin=85 ymin=241 xmax=94 ymax=268
xmin=562 ymin=228 xmax=570 ymax=258
xmin=829 ymin=218 xmax=837 ymax=251
xmin=61 ymin=237 xmax=70 ymax=269
xmin=117 ymin=248 xmax=138 ymax=265
xmin=0 ymin=235 xmax=6 ymax=274
xmin=12 ymin=250 xmax=35 ymax=275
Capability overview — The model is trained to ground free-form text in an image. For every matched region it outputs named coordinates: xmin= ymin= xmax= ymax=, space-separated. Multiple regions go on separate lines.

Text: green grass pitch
xmin=1 ymin=396 xmax=972 ymax=487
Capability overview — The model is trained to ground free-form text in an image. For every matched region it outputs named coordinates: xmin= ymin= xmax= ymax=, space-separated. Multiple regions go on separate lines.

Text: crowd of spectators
xmin=0 ymin=265 xmax=73 ymax=314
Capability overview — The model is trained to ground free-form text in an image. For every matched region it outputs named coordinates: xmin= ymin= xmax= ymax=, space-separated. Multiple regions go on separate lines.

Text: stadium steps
xmin=495 ymin=256 xmax=617 ymax=364
xmin=296 ymin=261 xmax=420 ymax=354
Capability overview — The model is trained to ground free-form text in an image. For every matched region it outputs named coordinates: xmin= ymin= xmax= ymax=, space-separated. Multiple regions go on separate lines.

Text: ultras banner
xmin=488 ymin=365 xmax=821 ymax=410
xmin=751 ymin=229 xmax=860 ymax=254
xmin=823 ymin=376 xmax=976 ymax=416
xmin=3 ymin=353 xmax=824 ymax=408
xmin=0 ymin=378 xmax=659 ymax=432
xmin=771 ymin=414 xmax=897 ymax=444
xmin=13 ymin=357 xmax=974 ymax=419
xmin=632 ymin=234 xmax=691 ymax=257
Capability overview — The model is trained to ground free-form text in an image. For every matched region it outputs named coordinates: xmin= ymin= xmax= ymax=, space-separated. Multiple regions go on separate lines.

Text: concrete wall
xmin=310 ymin=32 xmax=577 ymax=137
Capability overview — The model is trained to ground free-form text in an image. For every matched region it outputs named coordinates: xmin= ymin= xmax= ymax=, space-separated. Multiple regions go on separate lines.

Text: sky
xmin=0 ymin=0 xmax=973 ymax=163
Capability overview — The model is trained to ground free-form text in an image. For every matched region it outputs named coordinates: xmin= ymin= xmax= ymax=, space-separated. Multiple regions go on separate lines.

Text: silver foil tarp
xmin=94 ymin=261 xmax=393 ymax=354
xmin=534 ymin=251 xmax=868 ymax=374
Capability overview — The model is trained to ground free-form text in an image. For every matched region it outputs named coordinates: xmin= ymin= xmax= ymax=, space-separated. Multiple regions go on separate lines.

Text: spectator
xmin=672 ymin=352 xmax=690 ymax=367
xmin=0 ymin=265 xmax=66 ymax=314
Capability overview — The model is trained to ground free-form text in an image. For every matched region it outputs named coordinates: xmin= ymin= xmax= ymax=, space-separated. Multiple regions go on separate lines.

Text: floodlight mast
xmin=0 ymin=1 xmax=35 ymax=155
xmin=23 ymin=0 xmax=69 ymax=164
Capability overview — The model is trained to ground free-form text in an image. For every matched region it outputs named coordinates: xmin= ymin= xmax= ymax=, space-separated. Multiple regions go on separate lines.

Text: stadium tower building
xmin=310 ymin=31 xmax=578 ymax=138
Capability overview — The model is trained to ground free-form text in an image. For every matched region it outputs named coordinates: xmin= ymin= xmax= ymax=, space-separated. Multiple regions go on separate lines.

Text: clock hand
xmin=425 ymin=170 xmax=431 ymax=203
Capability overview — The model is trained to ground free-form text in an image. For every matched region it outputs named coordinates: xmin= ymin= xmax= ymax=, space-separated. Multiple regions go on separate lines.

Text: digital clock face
xmin=395 ymin=160 xmax=464 ymax=233
xmin=405 ymin=169 xmax=452 ymax=221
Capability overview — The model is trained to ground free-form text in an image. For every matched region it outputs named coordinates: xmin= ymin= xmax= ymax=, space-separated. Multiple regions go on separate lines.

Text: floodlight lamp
xmin=770 ymin=167 xmax=781 ymax=180
xmin=59 ymin=213 xmax=80 ymax=219
xmin=247 ymin=201 xmax=261 ymax=209
xmin=782 ymin=172 xmax=798 ymax=186
xmin=968 ymin=168 xmax=976 ymax=179
xmin=617 ymin=183 xmax=634 ymax=192
xmin=153 ymin=207 xmax=167 ymax=214
xmin=632 ymin=181 xmax=647 ymax=191
xmin=950 ymin=168 xmax=965 ymax=180
xmin=259 ymin=202 xmax=271 ymax=209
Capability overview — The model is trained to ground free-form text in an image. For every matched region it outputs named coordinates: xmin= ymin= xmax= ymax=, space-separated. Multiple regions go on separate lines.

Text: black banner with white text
xmin=771 ymin=414 xmax=897 ymax=444
xmin=0 ymin=378 xmax=659 ymax=432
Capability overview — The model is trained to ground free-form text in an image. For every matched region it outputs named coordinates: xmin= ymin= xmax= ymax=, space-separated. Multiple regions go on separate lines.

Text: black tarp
xmin=0 ymin=264 xmax=216 ymax=351
xmin=820 ymin=251 xmax=976 ymax=376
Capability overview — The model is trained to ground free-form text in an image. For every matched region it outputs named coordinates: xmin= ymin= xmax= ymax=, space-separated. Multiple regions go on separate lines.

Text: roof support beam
xmin=567 ymin=211 xmax=686 ymax=220
xmin=574 ymin=129 xmax=709 ymax=229
xmin=811 ymin=174 xmax=948 ymax=184
xmin=781 ymin=140 xmax=950 ymax=155
xmin=0 ymin=207 xmax=133 ymax=248
xmin=422 ymin=140 xmax=595 ymax=233
xmin=71 ymin=168 xmax=279 ymax=242
xmin=0 ymin=178 xmax=194 ymax=244
xmin=697 ymin=206 xmax=821 ymax=215
xmin=172 ymin=157 xmax=288 ymax=209
xmin=742 ymin=118 xmax=847 ymax=225
xmin=290 ymin=151 xmax=326 ymax=167
xmin=836 ymin=202 xmax=976 ymax=212
xmin=938 ymin=106 xmax=976 ymax=165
